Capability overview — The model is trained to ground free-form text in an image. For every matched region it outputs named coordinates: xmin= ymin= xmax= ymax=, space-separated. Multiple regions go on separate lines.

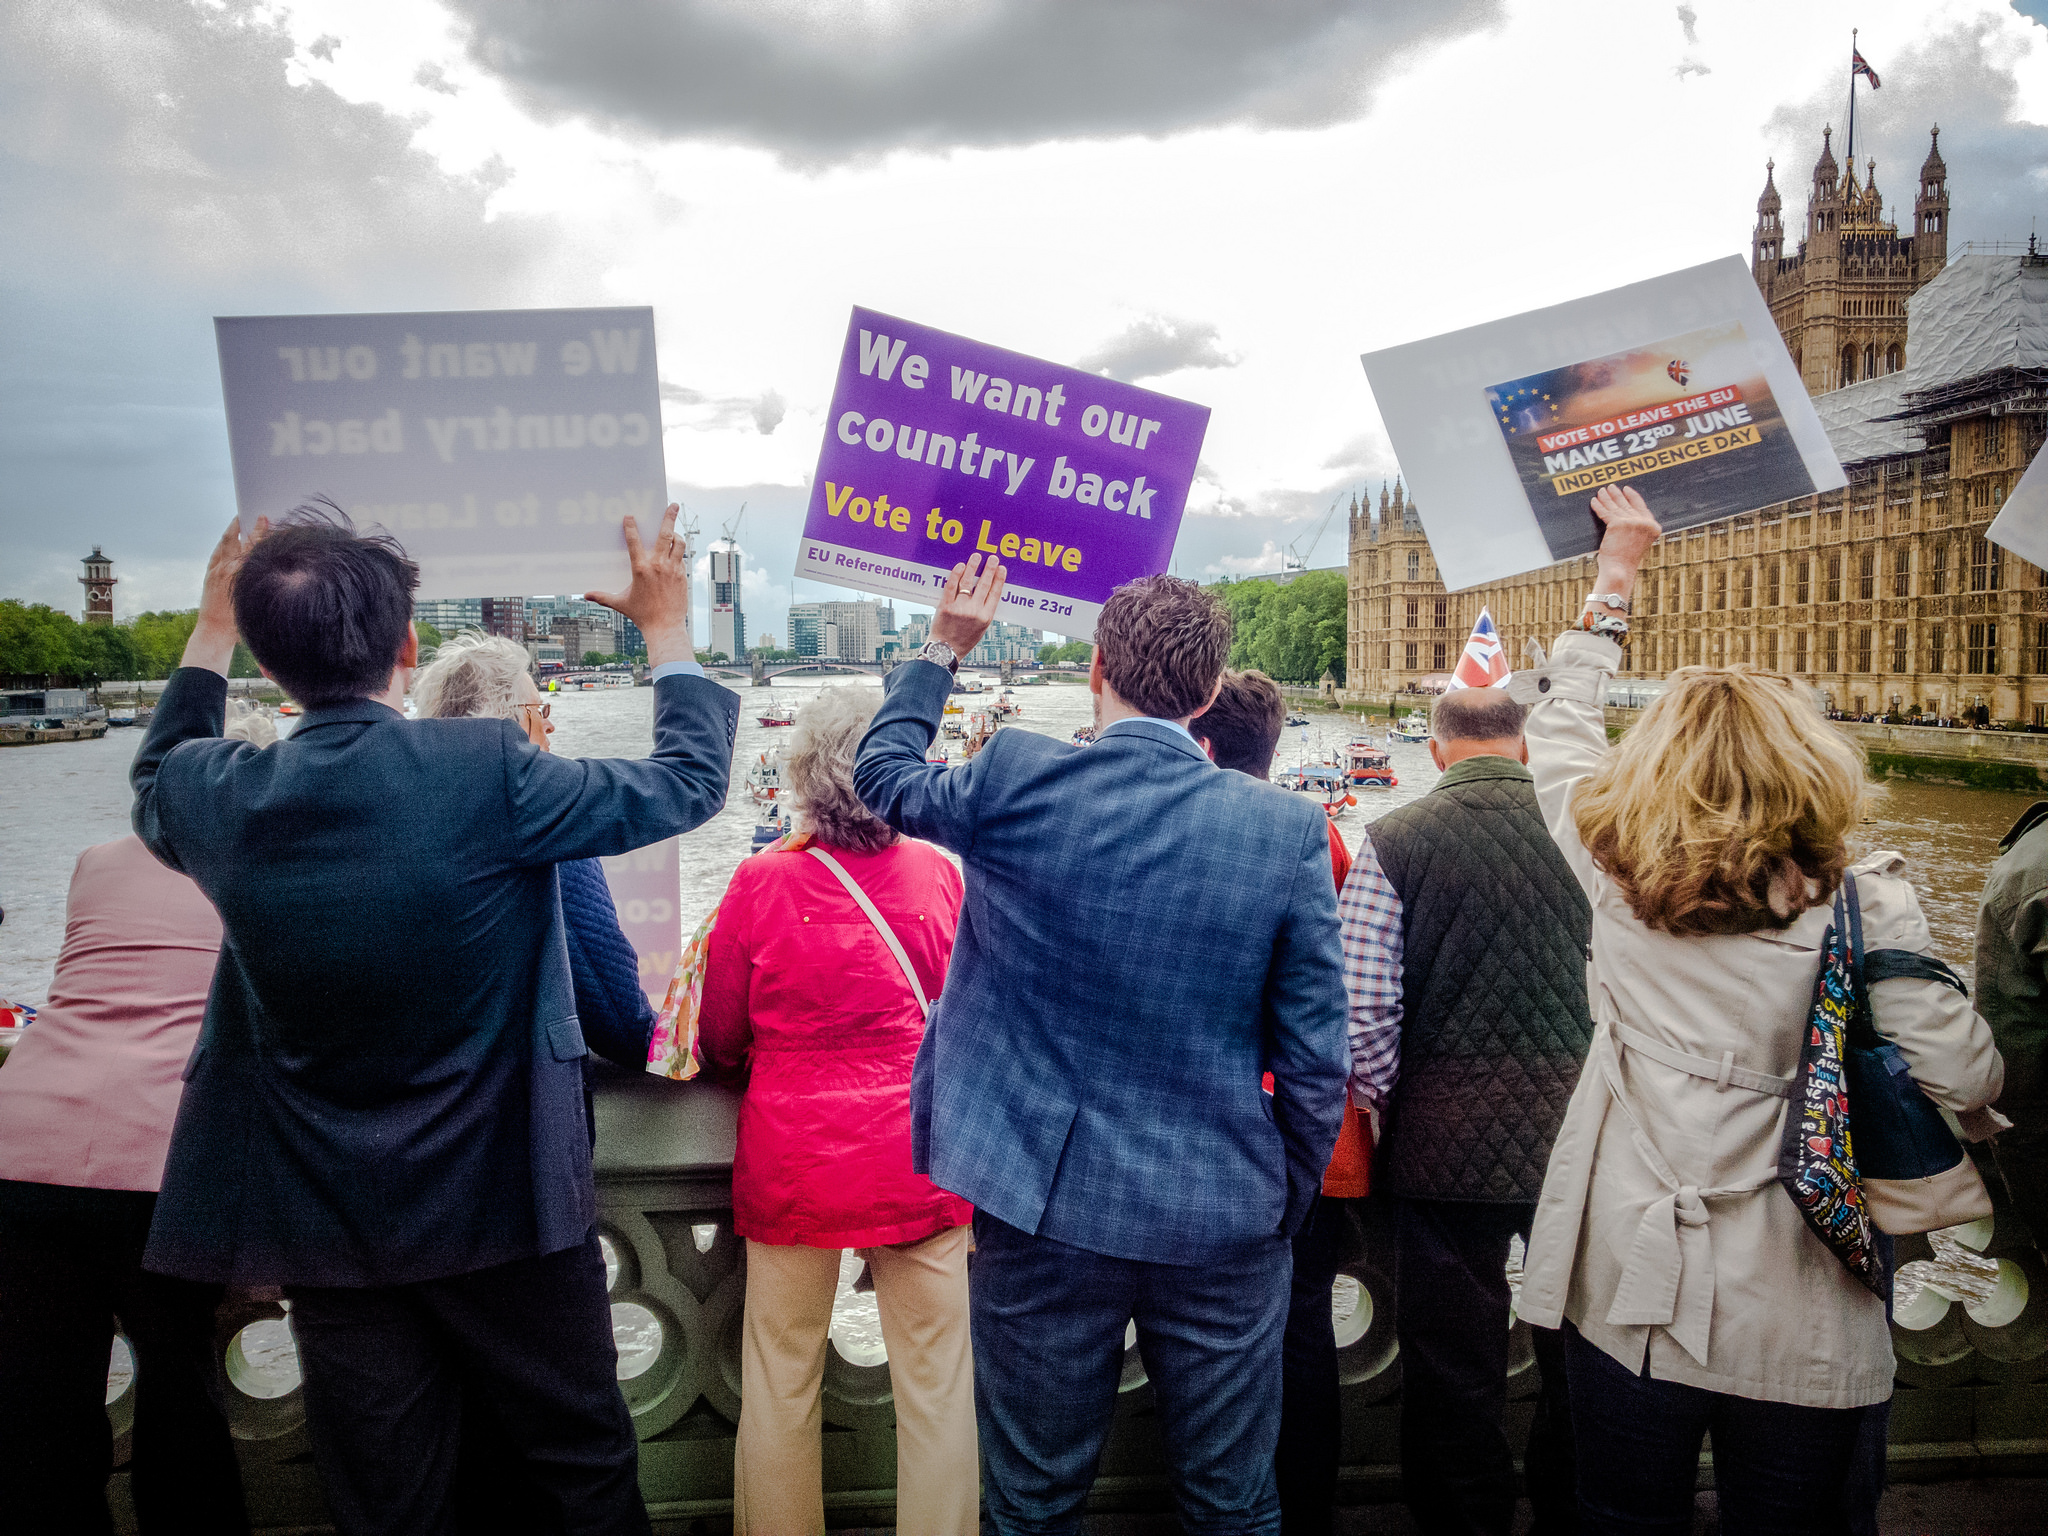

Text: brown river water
xmin=0 ymin=677 xmax=2020 ymax=1345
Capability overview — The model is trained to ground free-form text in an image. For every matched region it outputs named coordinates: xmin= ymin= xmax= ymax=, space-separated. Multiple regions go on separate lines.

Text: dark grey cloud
xmin=1077 ymin=316 xmax=1238 ymax=383
xmin=1763 ymin=18 xmax=2048 ymax=245
xmin=0 ymin=0 xmax=566 ymax=614
xmin=445 ymin=0 xmax=1504 ymax=160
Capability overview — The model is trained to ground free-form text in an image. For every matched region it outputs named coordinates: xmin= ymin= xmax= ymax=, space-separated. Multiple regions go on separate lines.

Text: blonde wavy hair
xmin=785 ymin=686 xmax=898 ymax=853
xmin=1571 ymin=665 xmax=1875 ymax=935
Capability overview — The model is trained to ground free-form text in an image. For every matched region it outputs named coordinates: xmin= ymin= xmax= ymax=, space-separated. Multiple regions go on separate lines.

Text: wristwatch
xmin=917 ymin=639 xmax=961 ymax=674
xmin=1584 ymin=591 xmax=1632 ymax=615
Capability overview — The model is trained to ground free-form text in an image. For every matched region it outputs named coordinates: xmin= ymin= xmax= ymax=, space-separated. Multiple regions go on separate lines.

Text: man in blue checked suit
xmin=855 ymin=558 xmax=1349 ymax=1535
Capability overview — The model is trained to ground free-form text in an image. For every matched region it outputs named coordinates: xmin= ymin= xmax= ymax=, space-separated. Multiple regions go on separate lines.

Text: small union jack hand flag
xmin=1853 ymin=49 xmax=1881 ymax=89
xmin=1448 ymin=608 xmax=1512 ymax=691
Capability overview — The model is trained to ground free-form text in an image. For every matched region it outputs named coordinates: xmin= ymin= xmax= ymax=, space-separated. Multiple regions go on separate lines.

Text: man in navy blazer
xmin=855 ymin=558 xmax=1348 ymax=1534
xmin=132 ymin=507 xmax=736 ymax=1535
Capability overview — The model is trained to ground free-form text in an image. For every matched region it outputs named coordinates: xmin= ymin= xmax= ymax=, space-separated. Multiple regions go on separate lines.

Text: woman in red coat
xmin=698 ymin=684 xmax=974 ymax=1536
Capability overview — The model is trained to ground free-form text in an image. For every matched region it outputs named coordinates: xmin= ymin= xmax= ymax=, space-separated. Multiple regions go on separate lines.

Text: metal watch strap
xmin=917 ymin=640 xmax=960 ymax=674
xmin=1584 ymin=591 xmax=1632 ymax=614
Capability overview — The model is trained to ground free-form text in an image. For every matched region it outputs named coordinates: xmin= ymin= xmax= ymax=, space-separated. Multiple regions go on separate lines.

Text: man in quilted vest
xmin=1340 ymin=686 xmax=1588 ymax=1535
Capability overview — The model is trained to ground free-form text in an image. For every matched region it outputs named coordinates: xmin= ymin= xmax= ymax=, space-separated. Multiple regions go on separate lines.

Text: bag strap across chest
xmin=807 ymin=847 xmax=930 ymax=1020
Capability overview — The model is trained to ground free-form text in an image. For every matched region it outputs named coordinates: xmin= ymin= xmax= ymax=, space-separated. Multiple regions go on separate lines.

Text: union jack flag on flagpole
xmin=1447 ymin=608 xmax=1511 ymax=691
xmin=1852 ymin=48 xmax=1881 ymax=89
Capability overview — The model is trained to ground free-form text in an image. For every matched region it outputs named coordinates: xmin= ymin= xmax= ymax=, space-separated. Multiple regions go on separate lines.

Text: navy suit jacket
xmin=854 ymin=660 xmax=1347 ymax=1261
xmin=132 ymin=667 xmax=738 ymax=1286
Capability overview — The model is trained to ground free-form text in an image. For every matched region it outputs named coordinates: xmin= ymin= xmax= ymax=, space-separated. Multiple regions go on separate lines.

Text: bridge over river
xmin=58 ymin=1062 xmax=2048 ymax=1530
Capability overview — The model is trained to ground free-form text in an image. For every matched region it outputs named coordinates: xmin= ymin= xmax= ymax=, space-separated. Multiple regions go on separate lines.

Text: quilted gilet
xmin=1369 ymin=756 xmax=1593 ymax=1202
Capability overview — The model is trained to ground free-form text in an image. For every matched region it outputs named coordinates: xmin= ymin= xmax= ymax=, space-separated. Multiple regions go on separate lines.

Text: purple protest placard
xmin=799 ymin=308 xmax=1210 ymax=638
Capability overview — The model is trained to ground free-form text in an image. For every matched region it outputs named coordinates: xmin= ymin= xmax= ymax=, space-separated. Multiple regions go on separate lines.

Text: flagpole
xmin=1847 ymin=28 xmax=1858 ymax=169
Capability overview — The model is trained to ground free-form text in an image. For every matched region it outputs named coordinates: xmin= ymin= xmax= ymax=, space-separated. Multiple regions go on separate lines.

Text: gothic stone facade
xmin=1754 ymin=128 xmax=1949 ymax=393
xmin=1345 ymin=133 xmax=2048 ymax=724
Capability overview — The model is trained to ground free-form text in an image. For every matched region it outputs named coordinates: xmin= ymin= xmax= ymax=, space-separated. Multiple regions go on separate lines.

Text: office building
xmin=965 ymin=620 xmax=1044 ymax=667
xmin=556 ymin=615 xmax=618 ymax=665
xmin=710 ymin=544 xmax=746 ymax=659
xmin=789 ymin=604 xmax=822 ymax=659
xmin=414 ymin=597 xmax=483 ymax=635
xmin=480 ymin=597 xmax=528 ymax=643
xmin=793 ymin=599 xmax=891 ymax=662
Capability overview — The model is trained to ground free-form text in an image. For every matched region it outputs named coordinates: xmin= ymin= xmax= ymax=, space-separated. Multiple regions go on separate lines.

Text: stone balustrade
xmin=37 ymin=1065 xmax=2045 ymax=1530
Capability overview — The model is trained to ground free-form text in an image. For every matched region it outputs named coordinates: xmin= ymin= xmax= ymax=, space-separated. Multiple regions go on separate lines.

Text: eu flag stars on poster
xmin=1495 ymin=385 xmax=1560 ymax=439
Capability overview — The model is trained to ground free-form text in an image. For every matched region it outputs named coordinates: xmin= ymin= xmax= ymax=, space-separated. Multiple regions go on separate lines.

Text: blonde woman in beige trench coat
xmin=1511 ymin=486 xmax=2007 ymax=1534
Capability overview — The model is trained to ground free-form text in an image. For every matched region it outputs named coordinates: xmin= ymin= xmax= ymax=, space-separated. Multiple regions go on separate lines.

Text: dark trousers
xmin=286 ymin=1230 xmax=647 ymax=1536
xmin=0 ymin=1180 xmax=247 ymax=1535
xmin=1393 ymin=1197 xmax=1574 ymax=1536
xmin=1277 ymin=1196 xmax=1346 ymax=1536
xmin=1563 ymin=1321 xmax=1877 ymax=1534
xmin=970 ymin=1210 xmax=1292 ymax=1535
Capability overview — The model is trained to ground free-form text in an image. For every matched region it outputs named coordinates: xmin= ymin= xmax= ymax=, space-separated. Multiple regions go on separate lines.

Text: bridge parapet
xmin=66 ymin=1064 xmax=2048 ymax=1528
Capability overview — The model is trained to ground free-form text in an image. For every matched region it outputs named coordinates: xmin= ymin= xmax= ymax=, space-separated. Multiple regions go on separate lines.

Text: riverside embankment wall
xmin=1606 ymin=708 xmax=2048 ymax=792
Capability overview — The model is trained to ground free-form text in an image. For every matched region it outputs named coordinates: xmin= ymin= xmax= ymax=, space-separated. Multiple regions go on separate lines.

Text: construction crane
xmin=1283 ymin=492 xmax=1348 ymax=575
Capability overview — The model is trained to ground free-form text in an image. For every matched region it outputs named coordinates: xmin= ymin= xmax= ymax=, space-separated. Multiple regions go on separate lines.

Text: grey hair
xmin=1432 ymin=687 xmax=1528 ymax=743
xmin=412 ymin=630 xmax=532 ymax=721
xmin=224 ymin=699 xmax=277 ymax=747
xmin=784 ymin=686 xmax=898 ymax=853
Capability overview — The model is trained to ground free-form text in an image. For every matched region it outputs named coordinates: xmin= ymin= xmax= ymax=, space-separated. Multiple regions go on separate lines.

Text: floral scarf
xmin=644 ymin=830 xmax=810 ymax=1080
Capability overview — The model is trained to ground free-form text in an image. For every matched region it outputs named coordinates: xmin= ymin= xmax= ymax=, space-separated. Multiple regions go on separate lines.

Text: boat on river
xmin=1345 ymin=738 xmax=1397 ymax=789
xmin=749 ymin=801 xmax=789 ymax=855
xmin=0 ymin=715 xmax=110 ymax=747
xmin=755 ymin=696 xmax=795 ymax=727
xmin=1276 ymin=763 xmax=1355 ymax=821
xmin=1389 ymin=712 xmax=1429 ymax=743
xmin=745 ymin=749 xmax=783 ymax=806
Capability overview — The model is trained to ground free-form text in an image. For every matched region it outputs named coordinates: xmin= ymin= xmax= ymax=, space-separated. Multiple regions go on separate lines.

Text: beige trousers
xmin=733 ymin=1225 xmax=978 ymax=1535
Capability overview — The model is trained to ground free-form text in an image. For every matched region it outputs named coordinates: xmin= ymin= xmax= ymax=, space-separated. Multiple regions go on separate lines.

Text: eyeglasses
xmin=521 ymin=701 xmax=552 ymax=720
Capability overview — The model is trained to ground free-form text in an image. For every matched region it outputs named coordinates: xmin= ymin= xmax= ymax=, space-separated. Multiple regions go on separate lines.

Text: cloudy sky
xmin=4 ymin=0 xmax=2046 ymax=647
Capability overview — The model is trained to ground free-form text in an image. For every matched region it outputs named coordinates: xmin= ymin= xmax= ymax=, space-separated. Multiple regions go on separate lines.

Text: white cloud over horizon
xmin=4 ymin=0 xmax=2047 ymax=649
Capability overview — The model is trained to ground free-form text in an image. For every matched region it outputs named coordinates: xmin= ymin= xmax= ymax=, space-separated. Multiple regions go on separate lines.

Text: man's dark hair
xmin=234 ymin=502 xmax=420 ymax=708
xmin=1431 ymin=687 xmax=1528 ymax=743
xmin=1094 ymin=575 xmax=1232 ymax=720
xmin=1199 ymin=669 xmax=1285 ymax=778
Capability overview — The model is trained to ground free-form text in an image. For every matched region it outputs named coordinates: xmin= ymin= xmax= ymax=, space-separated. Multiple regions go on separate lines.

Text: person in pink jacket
xmin=697 ymin=684 xmax=976 ymax=1536
xmin=0 ymin=825 xmax=256 ymax=1533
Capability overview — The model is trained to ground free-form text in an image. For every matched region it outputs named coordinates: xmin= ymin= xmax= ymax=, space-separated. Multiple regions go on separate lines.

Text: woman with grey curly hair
xmin=696 ymin=685 xmax=976 ymax=1536
xmin=410 ymin=631 xmax=554 ymax=749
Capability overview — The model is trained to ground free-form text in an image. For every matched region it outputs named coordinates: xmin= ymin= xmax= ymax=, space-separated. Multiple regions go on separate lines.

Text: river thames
xmin=0 ymin=672 xmax=2035 ymax=1008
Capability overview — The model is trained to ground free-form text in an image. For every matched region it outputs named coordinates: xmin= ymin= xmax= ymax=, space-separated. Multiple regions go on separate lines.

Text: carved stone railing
xmin=60 ymin=1065 xmax=2048 ymax=1530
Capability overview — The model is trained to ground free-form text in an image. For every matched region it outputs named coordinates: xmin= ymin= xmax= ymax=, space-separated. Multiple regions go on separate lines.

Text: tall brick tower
xmin=79 ymin=545 xmax=116 ymax=624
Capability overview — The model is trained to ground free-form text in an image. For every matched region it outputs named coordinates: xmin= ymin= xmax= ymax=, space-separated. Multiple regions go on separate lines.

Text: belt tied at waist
xmin=1593 ymin=1024 xmax=1782 ymax=1366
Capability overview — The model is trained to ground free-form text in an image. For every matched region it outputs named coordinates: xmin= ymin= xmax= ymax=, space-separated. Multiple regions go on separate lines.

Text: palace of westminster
xmin=1344 ymin=125 xmax=2048 ymax=723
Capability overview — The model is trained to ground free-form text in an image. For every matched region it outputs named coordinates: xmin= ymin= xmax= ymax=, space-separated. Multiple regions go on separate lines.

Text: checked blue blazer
xmin=854 ymin=659 xmax=1348 ymax=1261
